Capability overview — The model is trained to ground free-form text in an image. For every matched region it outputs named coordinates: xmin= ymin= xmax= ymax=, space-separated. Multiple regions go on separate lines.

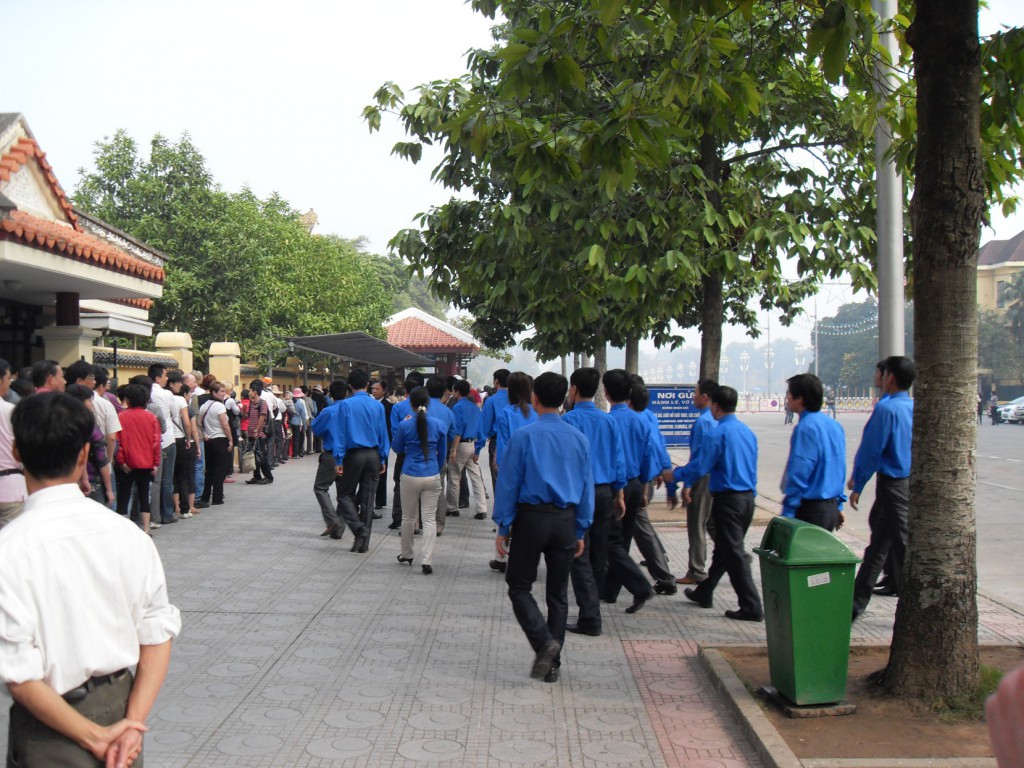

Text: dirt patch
xmin=720 ymin=645 xmax=1023 ymax=760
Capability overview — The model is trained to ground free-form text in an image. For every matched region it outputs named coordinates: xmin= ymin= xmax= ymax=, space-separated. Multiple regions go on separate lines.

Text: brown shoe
xmin=676 ymin=575 xmax=704 ymax=585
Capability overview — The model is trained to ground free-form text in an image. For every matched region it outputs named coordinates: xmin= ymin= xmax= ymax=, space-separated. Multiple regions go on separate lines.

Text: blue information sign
xmin=647 ymin=385 xmax=698 ymax=447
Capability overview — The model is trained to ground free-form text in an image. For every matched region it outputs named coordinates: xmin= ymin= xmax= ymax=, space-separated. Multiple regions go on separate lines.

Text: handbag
xmin=240 ymin=445 xmax=257 ymax=473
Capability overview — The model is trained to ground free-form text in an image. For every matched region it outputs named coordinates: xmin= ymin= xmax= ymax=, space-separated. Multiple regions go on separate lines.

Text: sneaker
xmin=180 ymin=512 xmax=193 ymax=519
xmin=150 ymin=522 xmax=162 ymax=530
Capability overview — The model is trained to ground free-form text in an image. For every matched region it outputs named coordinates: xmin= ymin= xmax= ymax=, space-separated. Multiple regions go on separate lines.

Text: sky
xmin=3 ymin=0 xmax=1022 ymax=351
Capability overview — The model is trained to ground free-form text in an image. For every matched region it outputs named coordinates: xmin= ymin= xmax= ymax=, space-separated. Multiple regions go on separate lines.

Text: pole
xmin=873 ymin=0 xmax=905 ymax=358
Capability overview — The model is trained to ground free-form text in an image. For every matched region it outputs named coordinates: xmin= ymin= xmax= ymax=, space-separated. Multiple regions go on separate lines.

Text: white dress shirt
xmin=0 ymin=484 xmax=181 ymax=694
xmin=150 ymin=385 xmax=176 ymax=449
xmin=91 ymin=391 xmax=121 ymax=440
xmin=0 ymin=400 xmax=25 ymax=503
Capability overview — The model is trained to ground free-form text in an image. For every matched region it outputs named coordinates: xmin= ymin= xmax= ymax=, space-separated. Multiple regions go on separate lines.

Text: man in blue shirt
xmin=671 ymin=379 xmax=718 ymax=585
xmin=676 ymin=385 xmax=763 ymax=621
xmin=849 ymin=356 xmax=915 ymax=620
xmin=628 ymin=375 xmax=678 ymax=594
xmin=494 ymin=372 xmax=594 ymax=683
xmin=476 ymin=368 xmax=510 ymax=494
xmin=310 ymin=379 xmax=349 ymax=539
xmin=563 ymin=368 xmax=653 ymax=635
xmin=445 ymin=379 xmax=487 ymax=519
xmin=601 ymin=370 xmax=672 ymax=611
xmin=388 ymin=372 xmax=425 ymax=530
xmin=782 ymin=373 xmax=847 ymax=531
xmin=330 ymin=368 xmax=389 ymax=554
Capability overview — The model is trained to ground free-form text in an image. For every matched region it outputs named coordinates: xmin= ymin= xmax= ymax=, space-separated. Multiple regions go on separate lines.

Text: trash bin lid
xmin=754 ymin=516 xmax=861 ymax=566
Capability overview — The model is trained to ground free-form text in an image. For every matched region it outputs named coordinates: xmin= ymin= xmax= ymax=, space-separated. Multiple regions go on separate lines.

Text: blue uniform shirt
xmin=607 ymin=403 xmax=660 ymax=482
xmin=331 ymin=391 xmax=390 ymax=466
xmin=475 ymin=389 xmax=509 ymax=455
xmin=668 ymin=406 xmax=717 ymax=494
xmin=782 ymin=411 xmax=847 ymax=516
xmin=392 ymin=414 xmax=448 ymax=477
xmin=674 ymin=413 xmax=758 ymax=494
xmin=851 ymin=390 xmax=913 ymax=493
xmin=310 ymin=401 xmax=342 ymax=452
xmin=495 ymin=403 xmax=538 ymax=466
xmin=563 ymin=401 xmax=627 ymax=490
xmin=427 ymin=397 xmax=456 ymax=446
xmin=391 ymin=398 xmax=413 ymax=443
xmin=492 ymin=413 xmax=595 ymax=540
xmin=451 ymin=398 xmax=482 ymax=443
xmin=638 ymin=408 xmax=672 ymax=472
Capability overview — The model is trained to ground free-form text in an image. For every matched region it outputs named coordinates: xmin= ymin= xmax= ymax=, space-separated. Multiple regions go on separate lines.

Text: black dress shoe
xmin=873 ymin=585 xmax=899 ymax=597
xmin=351 ymin=532 xmax=368 ymax=553
xmin=320 ymin=528 xmax=331 ymax=537
xmin=245 ymin=478 xmax=262 ymax=485
xmin=397 ymin=555 xmax=413 ymax=565
xmin=653 ymin=580 xmax=677 ymax=595
xmin=449 ymin=510 xmax=460 ymax=517
xmin=329 ymin=525 xmax=342 ymax=540
xmin=625 ymin=591 xmax=655 ymax=614
xmin=566 ymin=623 xmax=601 ymax=637
xmin=724 ymin=609 xmax=764 ymax=622
xmin=195 ymin=500 xmax=211 ymax=509
xmin=358 ymin=535 xmax=370 ymax=553
xmin=489 ymin=559 xmax=506 ymax=573
xmin=422 ymin=564 xmax=433 ymax=575
xmin=530 ymin=639 xmax=561 ymax=679
xmin=473 ymin=512 xmax=486 ymax=520
xmin=543 ymin=667 xmax=560 ymax=683
xmin=372 ymin=512 xmax=383 ymax=520
xmin=458 ymin=501 xmax=469 ymax=509
xmin=387 ymin=522 xmax=401 ymax=530
xmin=683 ymin=587 xmax=713 ymax=608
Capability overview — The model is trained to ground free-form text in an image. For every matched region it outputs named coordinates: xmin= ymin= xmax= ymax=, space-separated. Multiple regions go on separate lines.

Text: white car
xmin=997 ymin=396 xmax=1024 ymax=423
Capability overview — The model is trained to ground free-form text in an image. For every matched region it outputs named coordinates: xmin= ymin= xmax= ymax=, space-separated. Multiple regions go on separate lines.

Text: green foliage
xmin=812 ymin=298 xmax=914 ymax=389
xmin=365 ymin=0 xmax=881 ymax=363
xmin=73 ymin=131 xmax=393 ymax=366
xmin=978 ymin=308 xmax=1024 ymax=385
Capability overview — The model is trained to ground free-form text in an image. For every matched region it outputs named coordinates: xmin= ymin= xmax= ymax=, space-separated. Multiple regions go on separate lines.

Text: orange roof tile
xmin=0 ymin=210 xmax=165 ymax=283
xmin=387 ymin=316 xmax=477 ymax=352
xmin=0 ymin=137 xmax=77 ymax=225
xmin=109 ymin=297 xmax=155 ymax=310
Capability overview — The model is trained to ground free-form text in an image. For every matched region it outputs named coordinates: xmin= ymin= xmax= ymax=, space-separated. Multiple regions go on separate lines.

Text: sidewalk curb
xmin=697 ymin=646 xmax=998 ymax=768
xmin=698 ymin=646 xmax=802 ymax=768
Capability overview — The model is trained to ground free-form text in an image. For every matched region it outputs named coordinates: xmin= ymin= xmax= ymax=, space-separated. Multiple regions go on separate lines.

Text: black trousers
xmin=601 ymin=478 xmax=651 ymax=602
xmin=116 ymin=468 xmax=152 ymax=516
xmin=201 ymin=437 xmax=230 ymax=504
xmin=506 ymin=504 xmax=576 ymax=666
xmin=570 ymin=484 xmax=611 ymax=630
xmin=853 ymin=474 xmax=909 ymax=614
xmin=251 ymin=436 xmax=274 ymax=481
xmin=376 ymin=458 xmax=389 ymax=508
xmin=691 ymin=491 xmax=762 ymax=615
xmin=390 ymin=453 xmax=405 ymax=526
xmin=795 ymin=498 xmax=840 ymax=531
xmin=338 ymin=448 xmax=381 ymax=538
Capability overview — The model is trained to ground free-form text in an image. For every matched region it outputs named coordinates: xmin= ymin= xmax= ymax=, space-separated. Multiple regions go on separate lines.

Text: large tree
xmin=365 ymin=0 xmax=880 ymax=373
xmin=74 ymin=131 xmax=393 ymax=365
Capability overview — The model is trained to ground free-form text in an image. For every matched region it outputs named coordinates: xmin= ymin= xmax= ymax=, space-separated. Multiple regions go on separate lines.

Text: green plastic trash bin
xmin=753 ymin=516 xmax=861 ymax=706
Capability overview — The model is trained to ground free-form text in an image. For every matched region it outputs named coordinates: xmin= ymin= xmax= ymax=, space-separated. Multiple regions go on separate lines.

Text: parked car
xmin=997 ymin=396 xmax=1024 ymax=423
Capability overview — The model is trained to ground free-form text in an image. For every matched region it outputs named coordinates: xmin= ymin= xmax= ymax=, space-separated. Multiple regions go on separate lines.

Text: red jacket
xmin=116 ymin=407 xmax=162 ymax=470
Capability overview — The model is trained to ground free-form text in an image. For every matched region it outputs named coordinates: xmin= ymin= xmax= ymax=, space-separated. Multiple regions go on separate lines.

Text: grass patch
xmin=935 ymin=665 xmax=1003 ymax=722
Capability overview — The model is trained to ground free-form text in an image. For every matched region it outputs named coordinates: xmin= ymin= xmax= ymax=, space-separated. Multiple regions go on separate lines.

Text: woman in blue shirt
xmin=393 ymin=387 xmax=448 ymax=574
xmin=495 ymin=372 xmax=538 ymax=469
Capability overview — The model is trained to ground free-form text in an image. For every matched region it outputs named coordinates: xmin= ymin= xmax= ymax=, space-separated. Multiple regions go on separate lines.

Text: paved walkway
xmin=2 ymin=449 xmax=1021 ymax=767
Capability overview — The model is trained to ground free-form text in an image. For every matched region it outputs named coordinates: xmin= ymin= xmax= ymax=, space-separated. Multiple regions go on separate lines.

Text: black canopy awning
xmin=286 ymin=332 xmax=430 ymax=369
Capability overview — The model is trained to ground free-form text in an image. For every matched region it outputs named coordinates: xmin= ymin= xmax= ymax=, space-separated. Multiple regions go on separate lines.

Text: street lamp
xmin=688 ymin=360 xmax=697 ymax=380
xmin=675 ymin=362 xmax=685 ymax=381
xmin=739 ymin=351 xmax=750 ymax=396
xmin=721 ymin=355 xmax=729 ymax=376
xmin=765 ymin=348 xmax=775 ymax=397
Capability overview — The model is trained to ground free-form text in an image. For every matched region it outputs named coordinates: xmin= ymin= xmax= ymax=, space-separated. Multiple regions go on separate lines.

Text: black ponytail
xmin=409 ymin=387 xmax=430 ymax=460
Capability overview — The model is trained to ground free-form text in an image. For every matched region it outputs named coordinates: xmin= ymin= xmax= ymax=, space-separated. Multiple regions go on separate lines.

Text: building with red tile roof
xmin=386 ymin=307 xmax=480 ymax=377
xmin=0 ymin=114 xmax=165 ymax=366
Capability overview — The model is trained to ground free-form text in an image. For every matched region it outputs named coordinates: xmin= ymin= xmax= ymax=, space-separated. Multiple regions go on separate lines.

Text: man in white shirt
xmin=148 ymin=364 xmax=178 ymax=526
xmin=0 ymin=357 xmax=26 ymax=527
xmin=0 ymin=392 xmax=181 ymax=767
xmin=65 ymin=361 xmax=122 ymax=478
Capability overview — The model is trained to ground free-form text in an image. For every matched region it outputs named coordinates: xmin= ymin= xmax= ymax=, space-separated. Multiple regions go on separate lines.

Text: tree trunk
xmin=593 ymin=340 xmax=608 ymax=410
xmin=885 ymin=0 xmax=981 ymax=701
xmin=698 ymin=131 xmax=724 ymax=382
xmin=624 ymin=336 xmax=639 ymax=374
xmin=699 ymin=271 xmax=723 ymax=381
